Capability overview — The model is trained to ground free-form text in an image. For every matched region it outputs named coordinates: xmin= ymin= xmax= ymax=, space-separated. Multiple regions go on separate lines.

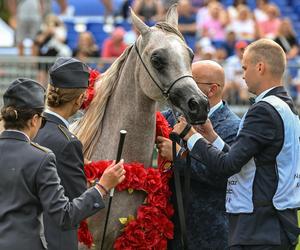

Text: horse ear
xmin=130 ymin=7 xmax=150 ymax=36
xmin=165 ymin=4 xmax=178 ymax=28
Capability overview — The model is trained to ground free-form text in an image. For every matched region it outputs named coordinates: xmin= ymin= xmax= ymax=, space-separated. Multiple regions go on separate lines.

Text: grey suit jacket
xmin=0 ymin=131 xmax=104 ymax=250
xmin=35 ymin=112 xmax=87 ymax=250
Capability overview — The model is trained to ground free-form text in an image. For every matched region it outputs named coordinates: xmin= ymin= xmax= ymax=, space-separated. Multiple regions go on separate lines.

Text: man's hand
xmin=173 ymin=117 xmax=197 ymax=141
xmin=157 ymin=136 xmax=180 ymax=161
xmin=193 ymin=119 xmax=218 ymax=143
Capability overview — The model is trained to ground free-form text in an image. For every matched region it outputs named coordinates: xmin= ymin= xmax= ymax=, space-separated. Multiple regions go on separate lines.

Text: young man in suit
xmin=157 ymin=60 xmax=241 ymax=249
xmin=173 ymin=39 xmax=300 ymax=249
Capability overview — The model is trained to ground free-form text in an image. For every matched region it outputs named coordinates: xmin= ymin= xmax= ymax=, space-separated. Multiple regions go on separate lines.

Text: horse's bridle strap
xmin=134 ymin=43 xmax=193 ymax=98
xmin=179 ymin=123 xmax=192 ymax=139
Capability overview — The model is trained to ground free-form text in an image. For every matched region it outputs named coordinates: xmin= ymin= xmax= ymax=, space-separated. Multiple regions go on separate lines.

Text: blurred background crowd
xmin=0 ymin=0 xmax=300 ymax=111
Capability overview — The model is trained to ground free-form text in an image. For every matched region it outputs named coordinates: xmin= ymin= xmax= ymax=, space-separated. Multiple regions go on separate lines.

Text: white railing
xmin=0 ymin=56 xmax=299 ymax=115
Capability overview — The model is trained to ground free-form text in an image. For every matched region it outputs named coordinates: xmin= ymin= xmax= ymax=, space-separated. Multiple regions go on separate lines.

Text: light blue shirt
xmin=255 ymin=87 xmax=276 ymax=103
xmin=187 ymin=101 xmax=225 ymax=151
xmin=45 ymin=109 xmax=69 ymax=128
xmin=208 ymin=100 xmax=223 ymax=117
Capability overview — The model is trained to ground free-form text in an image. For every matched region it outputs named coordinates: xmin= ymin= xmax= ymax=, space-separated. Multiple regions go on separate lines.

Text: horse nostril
xmin=188 ymin=98 xmax=199 ymax=111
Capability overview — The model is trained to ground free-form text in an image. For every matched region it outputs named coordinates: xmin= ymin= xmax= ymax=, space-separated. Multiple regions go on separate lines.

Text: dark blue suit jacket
xmin=190 ymin=87 xmax=299 ymax=247
xmin=164 ymin=101 xmax=241 ymax=250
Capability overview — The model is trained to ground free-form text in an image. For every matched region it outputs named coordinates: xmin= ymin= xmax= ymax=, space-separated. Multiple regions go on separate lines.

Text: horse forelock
xmin=154 ymin=22 xmax=185 ymax=43
xmin=71 ymin=45 xmax=133 ymax=158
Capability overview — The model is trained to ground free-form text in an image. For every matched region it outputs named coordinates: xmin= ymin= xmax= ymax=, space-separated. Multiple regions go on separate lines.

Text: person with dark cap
xmin=34 ymin=57 xmax=93 ymax=250
xmin=0 ymin=78 xmax=125 ymax=250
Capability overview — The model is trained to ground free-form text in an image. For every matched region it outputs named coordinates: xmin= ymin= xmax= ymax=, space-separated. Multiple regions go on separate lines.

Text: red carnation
xmin=114 ymin=235 xmax=133 ymax=250
xmin=81 ymin=69 xmax=100 ymax=110
xmin=157 ymin=215 xmax=174 ymax=239
xmin=117 ymin=163 xmax=147 ymax=191
xmin=84 ymin=163 xmax=98 ymax=182
xmin=78 ymin=220 xmax=93 ymax=248
xmin=144 ymin=228 xmax=161 ymax=247
xmin=143 ymin=168 xmax=162 ymax=193
xmin=156 ymin=111 xmax=172 ymax=138
xmin=124 ymin=220 xmax=146 ymax=247
xmin=147 ymin=190 xmax=168 ymax=210
xmin=137 ymin=205 xmax=161 ymax=230
xmin=165 ymin=203 xmax=175 ymax=218
xmin=154 ymin=238 xmax=168 ymax=250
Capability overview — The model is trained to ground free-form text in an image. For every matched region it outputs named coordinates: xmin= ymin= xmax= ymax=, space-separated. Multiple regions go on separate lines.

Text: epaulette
xmin=30 ymin=141 xmax=50 ymax=153
xmin=58 ymin=124 xmax=76 ymax=141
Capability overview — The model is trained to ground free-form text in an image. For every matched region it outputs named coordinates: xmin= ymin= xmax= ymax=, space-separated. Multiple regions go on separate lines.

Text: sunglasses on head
xmin=37 ymin=114 xmax=47 ymax=129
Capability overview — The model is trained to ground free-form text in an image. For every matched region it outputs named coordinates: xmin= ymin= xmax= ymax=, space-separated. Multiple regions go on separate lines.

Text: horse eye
xmin=151 ymin=54 xmax=166 ymax=70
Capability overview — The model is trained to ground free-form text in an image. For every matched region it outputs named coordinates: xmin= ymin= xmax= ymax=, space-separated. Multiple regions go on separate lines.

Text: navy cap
xmin=49 ymin=57 xmax=89 ymax=88
xmin=3 ymin=78 xmax=45 ymax=109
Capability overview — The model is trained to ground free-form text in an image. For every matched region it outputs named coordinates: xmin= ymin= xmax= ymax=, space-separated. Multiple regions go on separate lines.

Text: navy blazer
xmin=164 ymin=102 xmax=241 ymax=250
xmin=0 ymin=131 xmax=104 ymax=250
xmin=190 ymin=87 xmax=299 ymax=246
xmin=34 ymin=112 xmax=87 ymax=250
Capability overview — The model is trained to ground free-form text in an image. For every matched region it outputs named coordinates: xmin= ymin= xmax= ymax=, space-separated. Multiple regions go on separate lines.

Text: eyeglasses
xmin=38 ymin=114 xmax=47 ymax=129
xmin=197 ymin=82 xmax=221 ymax=87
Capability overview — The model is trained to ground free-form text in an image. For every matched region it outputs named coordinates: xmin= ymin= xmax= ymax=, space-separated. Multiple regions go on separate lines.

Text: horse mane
xmin=72 ymin=22 xmax=184 ymax=158
xmin=71 ymin=45 xmax=133 ymax=158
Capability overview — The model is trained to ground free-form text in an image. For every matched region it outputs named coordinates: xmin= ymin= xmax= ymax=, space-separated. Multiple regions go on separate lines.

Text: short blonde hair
xmin=245 ymin=38 xmax=286 ymax=77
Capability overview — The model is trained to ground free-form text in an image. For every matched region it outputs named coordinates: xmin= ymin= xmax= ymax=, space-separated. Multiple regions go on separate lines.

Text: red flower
xmin=84 ymin=163 xmax=98 ymax=182
xmin=137 ymin=206 xmax=160 ymax=229
xmin=117 ymin=163 xmax=147 ymax=191
xmin=144 ymin=228 xmax=161 ymax=247
xmin=79 ymin=112 xmax=175 ymax=249
xmin=124 ymin=220 xmax=146 ymax=247
xmin=157 ymin=215 xmax=174 ymax=239
xmin=78 ymin=220 xmax=93 ymax=248
xmin=81 ymin=69 xmax=100 ymax=110
xmin=156 ymin=111 xmax=172 ymax=138
xmin=154 ymin=239 xmax=168 ymax=250
xmin=114 ymin=235 xmax=133 ymax=250
xmin=165 ymin=203 xmax=175 ymax=218
xmin=143 ymin=168 xmax=162 ymax=193
xmin=147 ymin=190 xmax=168 ymax=210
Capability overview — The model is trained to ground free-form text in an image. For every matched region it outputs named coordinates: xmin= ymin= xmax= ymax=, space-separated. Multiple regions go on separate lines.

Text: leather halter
xmin=134 ymin=43 xmax=193 ymax=99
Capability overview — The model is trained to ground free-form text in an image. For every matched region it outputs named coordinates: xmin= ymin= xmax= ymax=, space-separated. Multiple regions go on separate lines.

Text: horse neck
xmin=92 ymin=50 xmax=157 ymax=166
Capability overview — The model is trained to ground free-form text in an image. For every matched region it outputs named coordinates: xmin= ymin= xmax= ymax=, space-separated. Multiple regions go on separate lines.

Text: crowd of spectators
xmin=1 ymin=0 xmax=300 ymax=105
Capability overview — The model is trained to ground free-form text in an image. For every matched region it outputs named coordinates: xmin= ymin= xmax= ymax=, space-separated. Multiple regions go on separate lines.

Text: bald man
xmin=157 ymin=60 xmax=240 ymax=250
xmin=174 ymin=39 xmax=300 ymax=249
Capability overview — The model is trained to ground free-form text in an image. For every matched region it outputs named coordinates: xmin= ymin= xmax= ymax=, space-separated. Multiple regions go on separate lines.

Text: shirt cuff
xmin=187 ymin=133 xmax=203 ymax=151
xmin=212 ymin=136 xmax=225 ymax=150
xmin=94 ymin=186 xmax=103 ymax=198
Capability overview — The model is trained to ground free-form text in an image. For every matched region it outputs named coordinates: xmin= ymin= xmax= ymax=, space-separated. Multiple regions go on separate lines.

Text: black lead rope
xmin=170 ymin=131 xmax=192 ymax=250
xmin=134 ymin=43 xmax=193 ymax=99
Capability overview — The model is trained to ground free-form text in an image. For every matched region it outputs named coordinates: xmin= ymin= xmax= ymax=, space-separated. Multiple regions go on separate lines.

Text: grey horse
xmin=73 ymin=4 xmax=209 ymax=249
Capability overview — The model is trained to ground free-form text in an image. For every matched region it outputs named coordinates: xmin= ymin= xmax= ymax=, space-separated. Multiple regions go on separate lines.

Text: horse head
xmin=131 ymin=5 xmax=209 ymax=124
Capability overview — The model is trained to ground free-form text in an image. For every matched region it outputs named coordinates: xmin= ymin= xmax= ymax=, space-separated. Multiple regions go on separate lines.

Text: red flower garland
xmin=78 ymin=112 xmax=174 ymax=249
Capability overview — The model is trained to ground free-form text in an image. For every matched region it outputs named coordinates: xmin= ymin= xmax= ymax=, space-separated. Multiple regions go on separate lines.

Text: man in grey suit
xmin=157 ymin=60 xmax=241 ymax=249
xmin=0 ymin=78 xmax=125 ymax=250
